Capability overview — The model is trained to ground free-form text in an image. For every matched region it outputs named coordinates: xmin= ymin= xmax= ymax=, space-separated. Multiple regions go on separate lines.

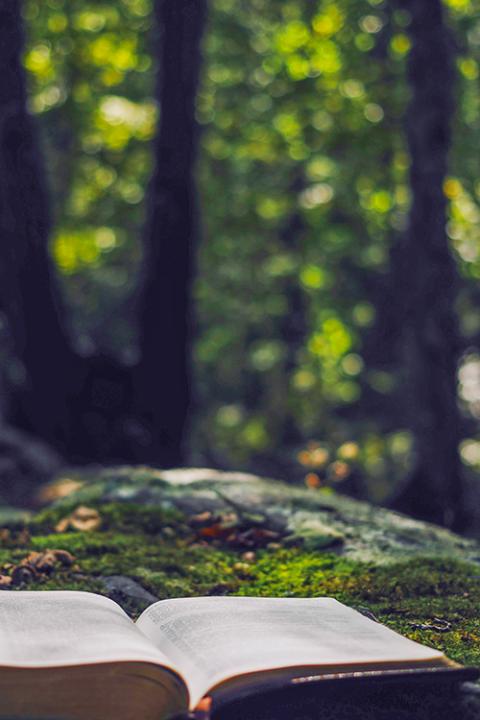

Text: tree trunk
xmin=391 ymin=0 xmax=464 ymax=528
xmin=135 ymin=0 xmax=208 ymax=466
xmin=0 ymin=0 xmax=79 ymax=449
xmin=0 ymin=0 xmax=208 ymax=468
xmin=0 ymin=2 xmax=140 ymax=466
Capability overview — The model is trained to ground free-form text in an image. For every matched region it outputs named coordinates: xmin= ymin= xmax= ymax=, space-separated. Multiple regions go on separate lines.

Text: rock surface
xmin=0 ymin=423 xmax=62 ymax=506
xmin=100 ymin=574 xmax=159 ymax=605
xmin=44 ymin=465 xmax=480 ymax=563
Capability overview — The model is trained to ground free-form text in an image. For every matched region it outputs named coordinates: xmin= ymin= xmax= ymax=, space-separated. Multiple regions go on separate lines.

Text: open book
xmin=0 ymin=591 xmax=473 ymax=720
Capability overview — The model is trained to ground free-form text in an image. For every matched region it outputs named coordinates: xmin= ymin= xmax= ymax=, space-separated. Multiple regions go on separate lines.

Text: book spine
xmin=192 ymin=696 xmax=212 ymax=720
xmin=171 ymin=698 xmax=212 ymax=720
xmin=172 ymin=711 xmax=209 ymax=720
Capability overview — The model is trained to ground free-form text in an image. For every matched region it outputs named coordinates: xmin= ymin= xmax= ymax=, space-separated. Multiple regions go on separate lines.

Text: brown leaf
xmin=52 ymin=549 xmax=75 ymax=566
xmin=0 ymin=575 xmax=12 ymax=588
xmin=55 ymin=506 xmax=102 ymax=533
xmin=199 ymin=523 xmax=230 ymax=539
xmin=55 ymin=517 xmax=70 ymax=533
xmin=28 ymin=551 xmax=57 ymax=574
xmin=219 ymin=512 xmax=239 ymax=529
xmin=9 ymin=549 xmax=77 ymax=585
xmin=189 ymin=511 xmax=214 ymax=527
xmin=70 ymin=506 xmax=102 ymax=532
xmin=232 ymin=527 xmax=280 ymax=548
xmin=37 ymin=477 xmax=84 ymax=505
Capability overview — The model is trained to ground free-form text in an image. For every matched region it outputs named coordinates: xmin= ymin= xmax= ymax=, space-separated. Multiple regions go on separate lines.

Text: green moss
xmin=2 ymin=502 xmax=479 ymax=668
xmin=237 ymin=550 xmax=480 ymax=667
xmin=28 ymin=530 xmax=240 ymax=599
xmin=30 ymin=578 xmax=107 ymax=594
xmin=32 ymin=502 xmax=185 ymax=536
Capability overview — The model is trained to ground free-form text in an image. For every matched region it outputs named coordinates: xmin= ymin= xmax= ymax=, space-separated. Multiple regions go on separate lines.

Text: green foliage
xmin=23 ymin=0 xmax=154 ymax=352
xmin=192 ymin=0 xmax=411 ymax=483
xmin=21 ymin=0 xmax=480 ymax=491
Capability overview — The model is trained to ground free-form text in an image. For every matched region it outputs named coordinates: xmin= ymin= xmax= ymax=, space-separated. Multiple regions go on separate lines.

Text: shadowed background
xmin=0 ymin=0 xmax=479 ymax=532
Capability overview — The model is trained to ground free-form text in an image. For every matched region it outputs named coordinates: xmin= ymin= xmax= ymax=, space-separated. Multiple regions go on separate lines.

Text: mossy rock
xmin=2 ymin=466 xmax=480 ymax=718
xmin=40 ymin=466 xmax=480 ymax=563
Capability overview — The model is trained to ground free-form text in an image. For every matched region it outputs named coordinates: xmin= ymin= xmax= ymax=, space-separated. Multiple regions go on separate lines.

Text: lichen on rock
xmin=39 ymin=466 xmax=480 ymax=563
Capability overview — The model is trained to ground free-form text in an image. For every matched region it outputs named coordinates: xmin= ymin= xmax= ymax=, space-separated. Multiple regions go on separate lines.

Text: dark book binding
xmin=177 ymin=660 xmax=479 ymax=720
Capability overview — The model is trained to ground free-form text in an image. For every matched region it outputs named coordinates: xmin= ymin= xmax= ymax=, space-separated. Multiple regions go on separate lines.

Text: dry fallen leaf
xmin=199 ymin=523 xmax=232 ymax=540
xmin=55 ymin=506 xmax=102 ymax=533
xmin=37 ymin=477 xmax=84 ymax=505
xmin=189 ymin=511 xmax=214 ymax=527
xmin=9 ymin=549 xmax=76 ymax=586
xmin=55 ymin=518 xmax=70 ymax=533
xmin=52 ymin=549 xmax=75 ymax=566
xmin=24 ymin=551 xmax=56 ymax=574
xmin=0 ymin=575 xmax=12 ymax=588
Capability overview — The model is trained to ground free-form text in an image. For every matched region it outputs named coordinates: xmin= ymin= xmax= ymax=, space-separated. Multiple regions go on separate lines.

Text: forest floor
xmin=1 ymin=466 xmax=480 ymax=718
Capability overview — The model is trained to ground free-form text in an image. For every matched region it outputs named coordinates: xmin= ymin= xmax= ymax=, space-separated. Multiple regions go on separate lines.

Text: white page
xmin=0 ymin=591 xmax=179 ymax=672
xmin=136 ymin=596 xmax=444 ymax=708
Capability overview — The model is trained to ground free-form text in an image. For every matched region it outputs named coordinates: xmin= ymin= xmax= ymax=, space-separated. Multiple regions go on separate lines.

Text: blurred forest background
xmin=1 ymin=0 xmax=479 ymax=531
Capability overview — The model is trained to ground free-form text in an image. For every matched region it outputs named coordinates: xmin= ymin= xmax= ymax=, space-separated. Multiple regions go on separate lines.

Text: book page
xmin=0 ymin=591 xmax=179 ymax=671
xmin=136 ymin=596 xmax=444 ymax=709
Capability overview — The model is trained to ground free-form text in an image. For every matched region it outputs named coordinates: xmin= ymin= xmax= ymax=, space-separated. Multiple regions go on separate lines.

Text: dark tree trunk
xmin=391 ymin=0 xmax=464 ymax=528
xmin=0 ymin=0 xmax=80 ymax=449
xmin=0 ymin=0 xmax=207 ymax=469
xmin=135 ymin=0 xmax=208 ymax=466
xmin=0 ymin=1 xmax=139 ymax=466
